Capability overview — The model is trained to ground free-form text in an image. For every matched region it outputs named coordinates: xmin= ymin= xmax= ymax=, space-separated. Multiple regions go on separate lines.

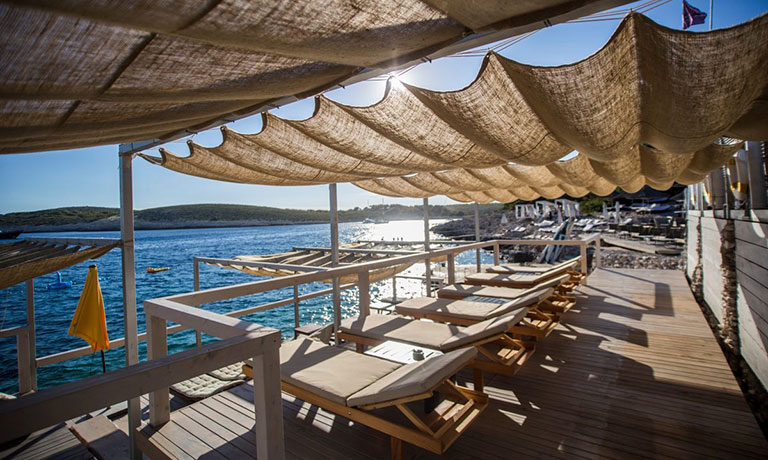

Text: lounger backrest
xmin=440 ymin=308 xmax=529 ymax=350
xmin=489 ymin=287 xmax=554 ymax=317
xmin=346 ymin=348 xmax=477 ymax=407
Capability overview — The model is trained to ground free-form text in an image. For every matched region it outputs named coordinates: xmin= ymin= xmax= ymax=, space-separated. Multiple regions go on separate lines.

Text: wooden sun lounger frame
xmin=242 ymin=363 xmax=488 ymax=460
xmin=399 ymin=302 xmax=560 ymax=340
xmin=337 ymin=330 xmax=535 ymax=392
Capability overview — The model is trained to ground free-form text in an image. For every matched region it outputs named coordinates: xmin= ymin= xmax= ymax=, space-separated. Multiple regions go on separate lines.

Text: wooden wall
xmin=735 ymin=220 xmax=768 ymax=387
xmin=686 ymin=214 xmax=700 ymax=280
xmin=687 ymin=212 xmax=768 ymax=388
xmin=700 ymin=216 xmax=726 ymax=324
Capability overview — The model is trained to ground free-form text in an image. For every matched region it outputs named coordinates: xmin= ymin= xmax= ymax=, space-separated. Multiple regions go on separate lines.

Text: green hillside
xmin=0 ymin=203 xmax=502 ymax=231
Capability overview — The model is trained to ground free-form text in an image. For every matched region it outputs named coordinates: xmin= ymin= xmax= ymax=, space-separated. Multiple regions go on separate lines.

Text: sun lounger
xmin=438 ymin=274 xmax=577 ymax=313
xmin=395 ymin=287 xmax=559 ymax=339
xmin=485 ymin=257 xmax=585 ymax=286
xmin=242 ymin=337 xmax=487 ymax=459
xmin=338 ymin=309 xmax=535 ymax=390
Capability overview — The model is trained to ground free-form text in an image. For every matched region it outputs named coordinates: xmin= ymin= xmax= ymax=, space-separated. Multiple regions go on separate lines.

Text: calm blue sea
xmin=0 ymin=220 xmax=490 ymax=394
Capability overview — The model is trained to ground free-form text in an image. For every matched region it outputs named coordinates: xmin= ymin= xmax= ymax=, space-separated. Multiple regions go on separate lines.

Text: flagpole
xmin=709 ymin=0 xmax=713 ymax=30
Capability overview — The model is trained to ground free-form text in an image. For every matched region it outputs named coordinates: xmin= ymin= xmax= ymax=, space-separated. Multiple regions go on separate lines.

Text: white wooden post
xmin=118 ymin=148 xmax=141 ymax=460
xmin=447 ymin=253 xmax=456 ymax=285
xmin=746 ymin=141 xmax=767 ymax=209
xmin=293 ymin=285 xmax=300 ymax=336
xmin=423 ymin=198 xmax=432 ymax=297
xmin=250 ymin=342 xmax=286 ymax=460
xmin=329 ymin=184 xmax=341 ymax=339
xmin=391 ymin=276 xmax=398 ymax=303
xmin=493 ymin=242 xmax=500 ymax=266
xmin=16 ymin=329 xmax=31 ymax=394
xmin=193 ymin=259 xmax=202 ymax=347
xmin=25 ymin=279 xmax=36 ymax=391
xmin=146 ymin=314 xmax=169 ymax=426
xmin=594 ymin=237 xmax=602 ymax=269
xmin=580 ymin=242 xmax=588 ymax=285
xmin=474 ymin=202 xmax=481 ymax=272
xmin=358 ymin=270 xmax=370 ymax=317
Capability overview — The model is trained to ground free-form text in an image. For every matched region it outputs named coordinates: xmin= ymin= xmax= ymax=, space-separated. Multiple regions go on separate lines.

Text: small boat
xmin=362 ymin=218 xmax=375 ymax=224
xmin=147 ymin=267 xmax=170 ymax=273
xmin=0 ymin=230 xmax=21 ymax=240
xmin=373 ymin=218 xmax=389 ymax=224
xmin=48 ymin=272 xmax=73 ymax=290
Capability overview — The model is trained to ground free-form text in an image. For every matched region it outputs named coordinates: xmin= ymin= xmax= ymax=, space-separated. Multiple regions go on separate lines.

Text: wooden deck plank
xmin=130 ymin=268 xmax=766 ymax=460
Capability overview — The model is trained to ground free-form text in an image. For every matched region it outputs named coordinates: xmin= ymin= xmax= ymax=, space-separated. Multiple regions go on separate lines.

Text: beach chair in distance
xmin=337 ymin=309 xmax=535 ymax=391
xmin=485 ymin=257 xmax=585 ymax=288
xmin=242 ymin=337 xmax=487 ymax=459
xmin=395 ymin=288 xmax=559 ymax=340
xmin=438 ymin=274 xmax=577 ymax=314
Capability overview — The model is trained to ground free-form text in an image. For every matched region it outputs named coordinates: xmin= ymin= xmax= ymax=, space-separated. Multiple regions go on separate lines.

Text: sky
xmin=1 ymin=0 xmax=766 ymax=214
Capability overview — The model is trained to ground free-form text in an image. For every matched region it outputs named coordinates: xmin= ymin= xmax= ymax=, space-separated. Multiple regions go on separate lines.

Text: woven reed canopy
xmin=145 ymin=12 xmax=768 ymax=203
xmin=0 ymin=241 xmax=119 ymax=290
xmin=0 ymin=0 xmax=627 ymax=155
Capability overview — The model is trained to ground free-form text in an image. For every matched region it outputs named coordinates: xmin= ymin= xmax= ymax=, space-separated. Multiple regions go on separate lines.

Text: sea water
xmin=0 ymin=220 xmax=491 ymax=393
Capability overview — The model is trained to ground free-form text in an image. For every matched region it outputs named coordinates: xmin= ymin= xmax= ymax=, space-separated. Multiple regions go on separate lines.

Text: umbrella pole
xmin=100 ymin=350 xmax=106 ymax=373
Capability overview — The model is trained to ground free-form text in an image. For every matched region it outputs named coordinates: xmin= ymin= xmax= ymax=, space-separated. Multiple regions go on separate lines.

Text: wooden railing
xmin=0 ymin=299 xmax=285 ymax=459
xmin=0 ymin=324 xmax=32 ymax=394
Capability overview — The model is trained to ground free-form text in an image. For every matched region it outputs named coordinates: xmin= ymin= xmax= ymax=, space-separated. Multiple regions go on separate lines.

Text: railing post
xmin=493 ymin=242 xmax=500 ymax=266
xmin=391 ymin=276 xmax=398 ymax=303
xmin=474 ymin=202 xmax=482 ymax=272
xmin=293 ymin=285 xmax=300 ymax=337
xmin=16 ymin=329 xmax=32 ymax=394
xmin=423 ymin=197 xmax=432 ymax=297
xmin=146 ymin=313 xmax=170 ymax=427
xmin=194 ymin=258 xmax=202 ymax=347
xmin=25 ymin=279 xmax=37 ymax=391
xmin=447 ymin=253 xmax=456 ymax=285
xmin=580 ymin=242 xmax=588 ymax=286
xmin=746 ymin=141 xmax=767 ymax=209
xmin=251 ymin=342 xmax=286 ymax=460
xmin=594 ymin=237 xmax=602 ymax=269
xmin=358 ymin=270 xmax=370 ymax=317
xmin=329 ymin=184 xmax=341 ymax=340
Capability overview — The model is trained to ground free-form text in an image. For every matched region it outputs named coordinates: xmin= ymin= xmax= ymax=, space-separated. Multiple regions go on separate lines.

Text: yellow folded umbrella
xmin=68 ymin=265 xmax=110 ymax=354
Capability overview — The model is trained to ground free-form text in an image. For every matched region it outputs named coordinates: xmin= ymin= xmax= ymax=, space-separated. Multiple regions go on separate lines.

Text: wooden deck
xmin=136 ymin=268 xmax=767 ymax=459
xmin=12 ymin=268 xmax=766 ymax=459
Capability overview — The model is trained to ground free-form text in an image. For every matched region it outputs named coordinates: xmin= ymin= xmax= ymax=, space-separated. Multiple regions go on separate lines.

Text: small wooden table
xmin=363 ymin=340 xmax=443 ymax=364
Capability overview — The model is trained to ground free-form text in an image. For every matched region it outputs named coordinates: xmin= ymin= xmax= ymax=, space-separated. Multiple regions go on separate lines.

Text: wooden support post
xmin=594 ymin=237 xmax=602 ymax=269
xmin=293 ymin=285 xmax=300 ymax=337
xmin=146 ymin=315 xmax=170 ymax=427
xmin=746 ymin=141 xmax=767 ymax=209
xmin=329 ymin=184 xmax=342 ymax=341
xmin=493 ymin=242 xmax=500 ymax=266
xmin=447 ymin=254 xmax=456 ymax=285
xmin=250 ymin=344 xmax=286 ymax=460
xmin=25 ymin=279 xmax=37 ymax=391
xmin=423 ymin=198 xmax=432 ymax=296
xmin=118 ymin=148 xmax=141 ymax=460
xmin=391 ymin=276 xmax=398 ymax=303
xmin=474 ymin=202 xmax=482 ymax=272
xmin=17 ymin=329 xmax=32 ymax=394
xmin=358 ymin=270 xmax=370 ymax=317
xmin=580 ymin=242 xmax=588 ymax=286
xmin=193 ymin=259 xmax=202 ymax=347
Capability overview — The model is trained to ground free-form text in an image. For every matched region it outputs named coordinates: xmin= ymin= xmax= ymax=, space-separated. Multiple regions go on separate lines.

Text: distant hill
xmin=0 ymin=203 xmax=502 ymax=233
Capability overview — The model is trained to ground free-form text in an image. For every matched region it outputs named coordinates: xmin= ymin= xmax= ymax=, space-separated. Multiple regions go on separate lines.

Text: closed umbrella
xmin=68 ymin=265 xmax=110 ymax=372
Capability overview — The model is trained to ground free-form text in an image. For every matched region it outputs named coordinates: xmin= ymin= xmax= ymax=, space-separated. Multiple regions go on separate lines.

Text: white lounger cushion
xmin=438 ymin=274 xmax=569 ymax=300
xmin=340 ymin=308 xmax=528 ymax=352
xmin=280 ymin=337 xmax=400 ymax=405
xmin=278 ymin=337 xmax=476 ymax=407
xmin=486 ymin=258 xmax=579 ymax=274
xmin=395 ymin=287 xmax=552 ymax=322
xmin=346 ymin=347 xmax=476 ymax=407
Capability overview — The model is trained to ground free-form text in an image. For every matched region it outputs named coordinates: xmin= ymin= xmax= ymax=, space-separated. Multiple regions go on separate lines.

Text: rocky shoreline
xmin=432 ymin=213 xmax=684 ymax=271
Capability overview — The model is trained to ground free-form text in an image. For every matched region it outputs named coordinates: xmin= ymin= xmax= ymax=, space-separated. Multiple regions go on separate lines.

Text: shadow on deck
xmin=12 ymin=268 xmax=767 ymax=459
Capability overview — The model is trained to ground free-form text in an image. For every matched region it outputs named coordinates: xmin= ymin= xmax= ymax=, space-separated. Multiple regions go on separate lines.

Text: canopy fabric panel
xmin=0 ymin=241 xmax=119 ymax=290
xmin=0 ymin=0 xmax=616 ymax=154
xmin=147 ymin=12 xmax=763 ymax=202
